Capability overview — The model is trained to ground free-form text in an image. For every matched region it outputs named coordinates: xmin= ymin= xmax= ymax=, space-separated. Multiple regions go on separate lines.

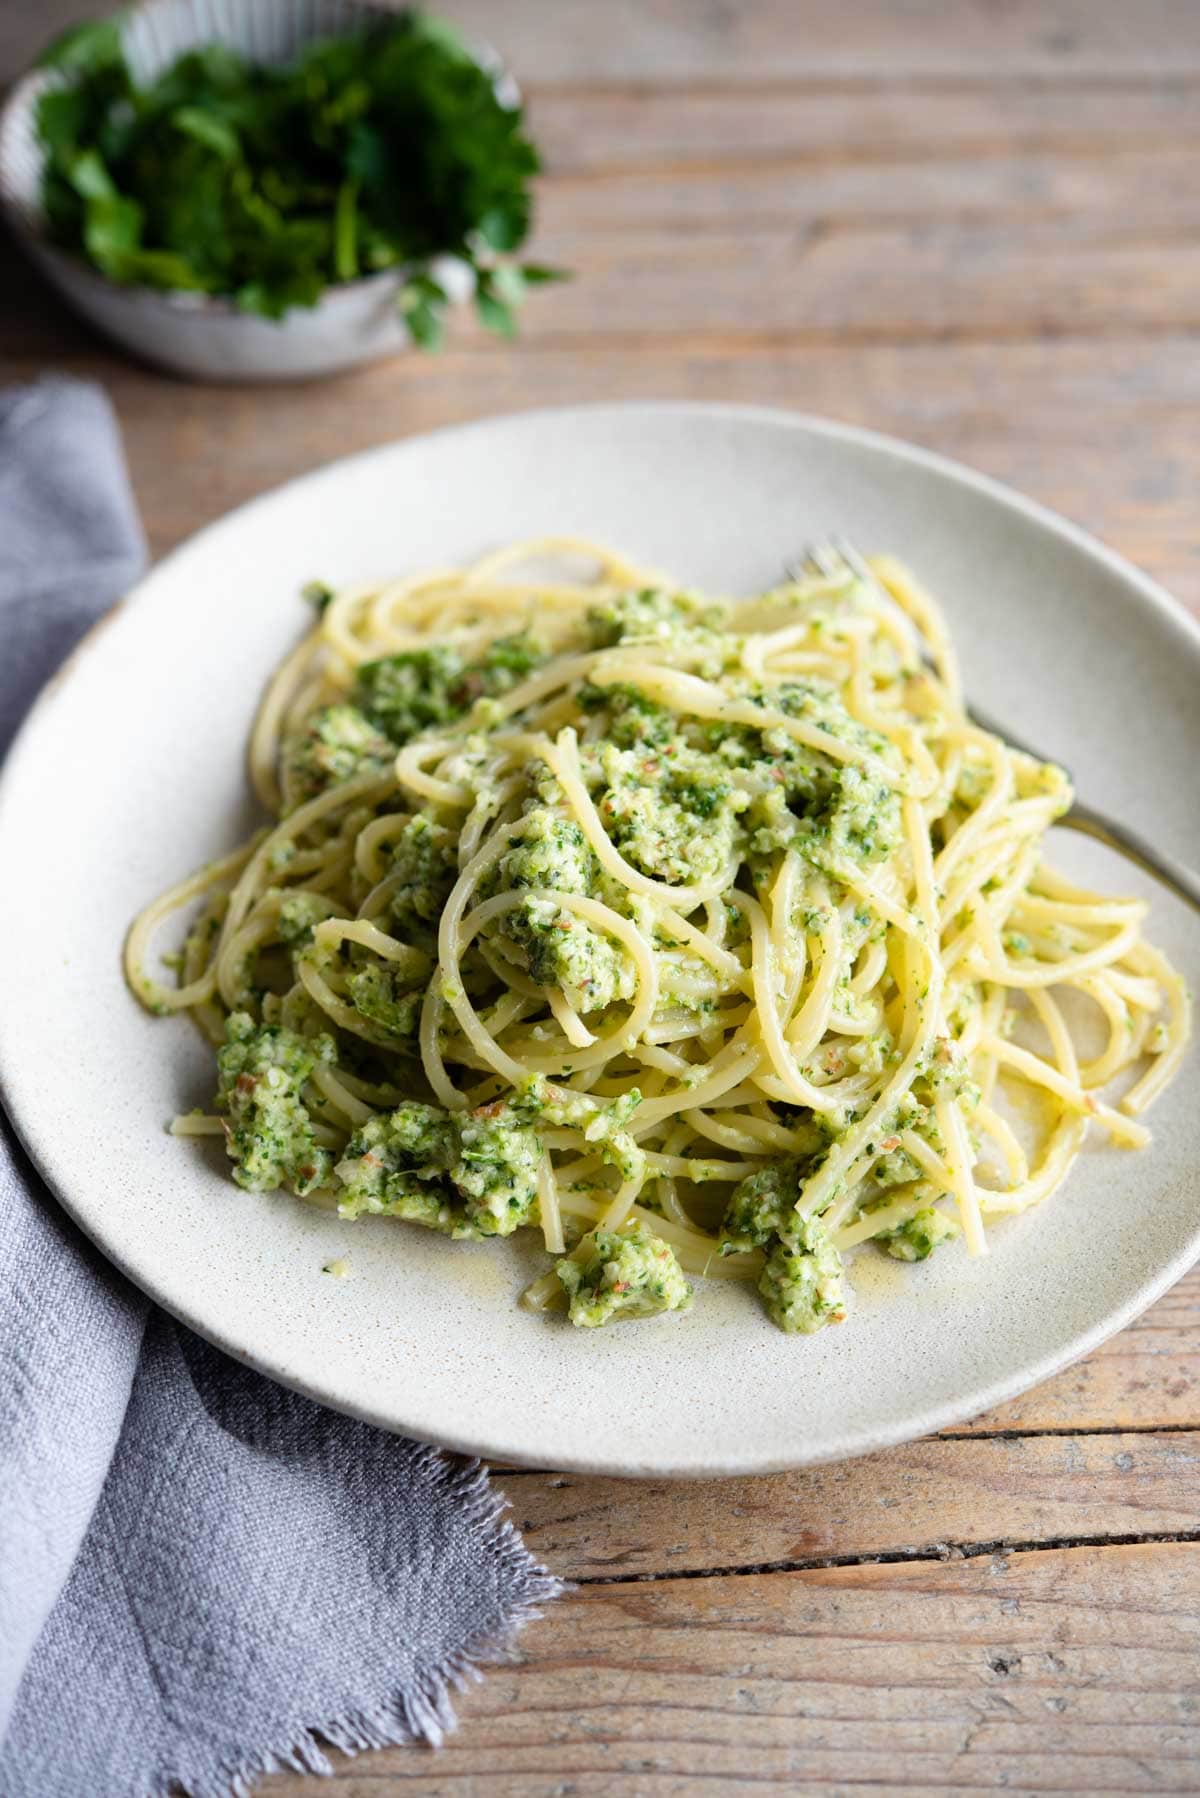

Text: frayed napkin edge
xmin=147 ymin=1443 xmax=566 ymax=1798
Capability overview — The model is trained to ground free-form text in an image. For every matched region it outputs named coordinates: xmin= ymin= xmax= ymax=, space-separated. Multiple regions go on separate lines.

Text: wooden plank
xmin=6 ymin=0 xmax=1200 ymax=89
xmin=256 ymin=1543 xmax=1200 ymax=1793
xmin=536 ymin=148 xmax=1200 ymax=235
xmin=431 ymin=0 xmax=1200 ymax=82
xmin=508 ymin=219 xmax=1200 ymax=343
xmin=497 ymin=1433 xmax=1200 ymax=1579
xmin=531 ymin=81 xmax=1200 ymax=174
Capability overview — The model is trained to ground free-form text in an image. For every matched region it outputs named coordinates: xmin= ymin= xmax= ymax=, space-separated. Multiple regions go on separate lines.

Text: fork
xmin=790 ymin=538 xmax=1200 ymax=914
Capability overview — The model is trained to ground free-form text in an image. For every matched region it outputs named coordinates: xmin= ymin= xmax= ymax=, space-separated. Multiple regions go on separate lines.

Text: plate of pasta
xmin=0 ymin=403 xmax=1195 ymax=1475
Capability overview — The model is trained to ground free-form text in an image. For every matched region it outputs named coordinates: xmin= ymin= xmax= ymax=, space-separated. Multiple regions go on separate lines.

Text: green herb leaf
xmin=475 ymin=269 xmax=518 ymax=337
xmin=119 ymin=247 xmax=211 ymax=289
xmin=333 ymin=178 xmax=359 ymax=281
xmin=171 ymin=105 xmax=240 ymax=162
xmin=475 ymin=289 xmax=516 ymax=337
xmin=82 ymin=192 xmax=143 ymax=276
xmin=409 ymin=15 xmax=471 ymax=59
xmin=490 ymin=263 xmax=526 ymax=304
xmin=399 ymin=273 xmax=448 ymax=349
xmin=35 ymin=88 xmax=89 ymax=156
xmin=403 ymin=301 xmax=444 ymax=350
xmin=477 ymin=203 xmax=525 ymax=253
xmin=520 ymin=263 xmax=570 ymax=285
xmin=66 ymin=147 xmax=118 ymax=202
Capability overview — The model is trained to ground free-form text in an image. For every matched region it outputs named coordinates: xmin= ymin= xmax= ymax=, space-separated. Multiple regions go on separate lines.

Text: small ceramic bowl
xmin=0 ymin=0 xmax=510 ymax=381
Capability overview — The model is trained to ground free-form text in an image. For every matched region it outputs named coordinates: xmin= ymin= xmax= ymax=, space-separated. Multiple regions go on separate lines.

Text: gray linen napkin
xmin=0 ymin=379 xmax=560 ymax=1798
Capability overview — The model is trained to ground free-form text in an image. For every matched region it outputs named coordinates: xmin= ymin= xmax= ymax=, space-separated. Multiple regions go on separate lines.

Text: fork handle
xmin=1060 ymin=804 xmax=1200 ymax=915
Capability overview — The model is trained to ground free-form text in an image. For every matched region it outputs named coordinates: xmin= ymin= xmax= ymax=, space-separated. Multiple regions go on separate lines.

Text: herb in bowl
xmin=34 ymin=10 xmax=565 ymax=347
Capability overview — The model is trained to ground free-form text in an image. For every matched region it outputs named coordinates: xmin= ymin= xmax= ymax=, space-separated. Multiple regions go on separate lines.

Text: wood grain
xmin=3 ymin=1 xmax=1199 ymax=1792
xmin=8 ymin=0 xmax=1200 ymax=82
xmin=501 ymin=1433 xmax=1200 ymax=1580
xmin=531 ymin=80 xmax=1200 ymax=172
xmin=258 ymin=1544 xmax=1200 ymax=1794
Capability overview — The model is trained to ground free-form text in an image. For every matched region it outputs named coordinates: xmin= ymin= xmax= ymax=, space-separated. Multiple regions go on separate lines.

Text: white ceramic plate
xmin=1 ymin=404 xmax=1196 ymax=1477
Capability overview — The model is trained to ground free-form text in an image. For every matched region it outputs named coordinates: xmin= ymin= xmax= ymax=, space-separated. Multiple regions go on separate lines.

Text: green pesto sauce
xmin=386 ymin=813 xmax=459 ymax=949
xmin=556 ymin=1220 xmax=692 ymax=1327
xmin=718 ymin=1158 xmax=814 ymax=1256
xmin=276 ymin=892 xmax=329 ymax=946
xmin=355 ymin=632 xmax=543 ymax=745
xmin=216 ymin=1012 xmax=334 ymax=1196
xmin=491 ymin=809 xmax=637 ymax=1012
xmin=758 ymin=1212 xmax=846 ymax=1335
xmin=283 ymin=704 xmax=394 ymax=812
xmin=335 ymin=1098 xmax=541 ymax=1237
xmin=345 ymin=963 xmax=423 ymax=1042
xmin=879 ymin=1207 xmax=959 ymax=1262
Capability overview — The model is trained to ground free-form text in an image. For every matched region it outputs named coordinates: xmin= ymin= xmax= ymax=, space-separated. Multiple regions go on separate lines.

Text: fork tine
xmin=832 ymin=534 xmax=943 ymax=679
xmin=781 ymin=546 xmax=815 ymax=582
xmin=783 ymin=540 xmax=847 ymax=583
xmin=809 ymin=542 xmax=845 ymax=580
xmin=829 ymin=534 xmax=877 ymax=589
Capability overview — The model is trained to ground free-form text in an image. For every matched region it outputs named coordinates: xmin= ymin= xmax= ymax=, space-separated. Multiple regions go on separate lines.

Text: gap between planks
xmin=492 ymin=1422 xmax=1200 ymax=1464
xmin=525 ymin=73 xmax=1200 ymax=98
xmin=940 ymin=1422 xmax=1200 ymax=1441
xmin=258 ymin=1542 xmax=1200 ymax=1795
xmin=565 ymin=1531 xmax=1200 ymax=1588
xmin=491 ymin=1429 xmax=1200 ymax=1582
xmin=536 ymin=140 xmax=1200 ymax=184
xmin=8 ymin=313 xmax=1200 ymax=361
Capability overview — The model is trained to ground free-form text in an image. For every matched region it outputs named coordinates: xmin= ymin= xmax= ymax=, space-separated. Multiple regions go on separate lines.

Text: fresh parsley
xmin=34 ymin=10 xmax=566 ymax=344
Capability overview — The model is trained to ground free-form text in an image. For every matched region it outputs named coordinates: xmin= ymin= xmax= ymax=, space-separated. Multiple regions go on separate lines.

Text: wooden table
xmin=4 ymin=3 xmax=1199 ymax=1791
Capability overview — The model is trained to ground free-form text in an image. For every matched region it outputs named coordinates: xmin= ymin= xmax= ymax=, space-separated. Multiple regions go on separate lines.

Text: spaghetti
xmin=126 ymin=540 xmax=1190 ymax=1333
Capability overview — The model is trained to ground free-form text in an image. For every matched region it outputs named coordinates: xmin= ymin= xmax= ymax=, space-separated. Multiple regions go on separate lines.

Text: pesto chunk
xmin=276 ymin=892 xmax=329 ymax=946
xmin=387 ymin=813 xmax=458 ymax=943
xmin=283 ymin=704 xmax=393 ymax=811
xmin=577 ymin=681 xmax=675 ymax=748
xmin=345 ymin=962 xmax=422 ymax=1043
xmin=719 ymin=1159 xmax=809 ymax=1255
xmin=354 ymin=645 xmax=467 ymax=744
xmin=594 ymin=746 xmax=743 ymax=886
xmin=506 ymin=895 xmax=635 ymax=1013
xmin=355 ymin=632 xmax=543 ymax=746
xmin=758 ymin=1213 xmax=846 ymax=1335
xmin=454 ymin=1104 xmax=544 ymax=1232
xmin=499 ymin=809 xmax=595 ymax=896
xmin=556 ymin=1221 xmax=692 ymax=1327
xmin=335 ymin=1099 xmax=540 ymax=1237
xmin=879 ymin=1207 xmax=958 ymax=1262
xmin=216 ymin=1012 xmax=334 ymax=1196
xmin=494 ymin=810 xmax=634 ymax=1013
xmin=470 ymin=631 xmax=543 ymax=687
xmin=587 ymin=587 xmax=727 ymax=650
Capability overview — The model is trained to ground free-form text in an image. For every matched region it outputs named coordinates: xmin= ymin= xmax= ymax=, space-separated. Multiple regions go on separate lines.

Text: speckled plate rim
xmin=0 ymin=401 xmax=1197 ymax=1478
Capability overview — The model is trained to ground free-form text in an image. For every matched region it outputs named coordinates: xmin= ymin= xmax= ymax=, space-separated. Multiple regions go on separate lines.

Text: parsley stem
xmin=333 ymin=179 xmax=359 ymax=283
